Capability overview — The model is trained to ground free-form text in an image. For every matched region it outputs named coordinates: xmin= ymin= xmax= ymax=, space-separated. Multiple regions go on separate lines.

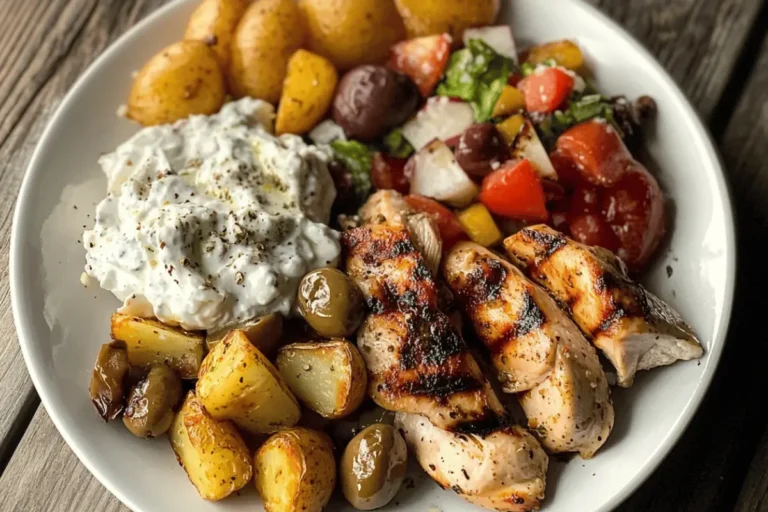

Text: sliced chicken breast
xmin=444 ymin=242 xmax=613 ymax=458
xmin=396 ymin=412 xmax=548 ymax=512
xmin=504 ymin=224 xmax=702 ymax=387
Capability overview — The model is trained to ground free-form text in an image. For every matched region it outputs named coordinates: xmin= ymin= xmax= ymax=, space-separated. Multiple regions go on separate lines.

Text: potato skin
xmin=254 ymin=428 xmax=336 ymax=512
xmin=299 ymin=0 xmax=405 ymax=71
xmin=394 ymin=0 xmax=500 ymax=40
xmin=184 ymin=0 xmax=250 ymax=72
xmin=170 ymin=391 xmax=252 ymax=501
xmin=276 ymin=50 xmax=338 ymax=135
xmin=196 ymin=330 xmax=301 ymax=433
xmin=127 ymin=40 xmax=226 ymax=126
xmin=229 ymin=0 xmax=306 ymax=103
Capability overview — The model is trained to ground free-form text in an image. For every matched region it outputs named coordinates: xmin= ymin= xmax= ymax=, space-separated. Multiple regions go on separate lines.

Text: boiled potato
xmin=254 ymin=428 xmax=336 ymax=512
xmin=276 ymin=339 xmax=366 ymax=419
xmin=394 ymin=0 xmax=499 ymax=40
xmin=205 ymin=312 xmax=284 ymax=354
xmin=184 ymin=0 xmax=250 ymax=72
xmin=110 ymin=313 xmax=205 ymax=379
xmin=229 ymin=0 xmax=306 ymax=103
xmin=127 ymin=40 xmax=226 ymax=126
xmin=170 ymin=391 xmax=252 ymax=501
xmin=299 ymin=0 xmax=405 ymax=70
xmin=196 ymin=330 xmax=301 ymax=433
xmin=276 ymin=50 xmax=338 ymax=135
xmin=89 ymin=341 xmax=130 ymax=421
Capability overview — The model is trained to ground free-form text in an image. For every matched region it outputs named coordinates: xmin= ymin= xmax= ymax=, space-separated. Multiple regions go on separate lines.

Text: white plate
xmin=10 ymin=0 xmax=736 ymax=510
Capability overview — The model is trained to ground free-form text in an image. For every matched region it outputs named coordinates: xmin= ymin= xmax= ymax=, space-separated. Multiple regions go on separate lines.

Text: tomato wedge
xmin=371 ymin=152 xmax=410 ymax=194
xmin=479 ymin=159 xmax=548 ymax=221
xmin=404 ymin=194 xmax=468 ymax=249
xmin=389 ymin=34 xmax=452 ymax=97
xmin=517 ymin=67 xmax=574 ymax=113
xmin=556 ymin=119 xmax=632 ymax=187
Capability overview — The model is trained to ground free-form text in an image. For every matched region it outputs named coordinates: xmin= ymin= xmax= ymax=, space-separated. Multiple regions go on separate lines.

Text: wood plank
xmin=0 ymin=0 xmax=766 ymax=511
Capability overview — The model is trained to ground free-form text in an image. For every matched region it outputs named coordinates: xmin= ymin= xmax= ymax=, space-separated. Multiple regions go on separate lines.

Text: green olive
xmin=297 ymin=268 xmax=365 ymax=337
xmin=122 ymin=364 xmax=182 ymax=438
xmin=340 ymin=423 xmax=407 ymax=510
xmin=89 ymin=341 xmax=130 ymax=421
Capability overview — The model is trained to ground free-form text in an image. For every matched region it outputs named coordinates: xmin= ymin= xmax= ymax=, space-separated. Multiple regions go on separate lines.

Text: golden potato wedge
xmin=170 ymin=391 xmax=252 ymax=501
xmin=127 ymin=40 xmax=226 ymax=126
xmin=184 ymin=0 xmax=250 ymax=72
xmin=110 ymin=313 xmax=205 ymax=379
xmin=205 ymin=312 xmax=284 ymax=354
xmin=276 ymin=340 xmax=366 ymax=419
xmin=197 ymin=330 xmax=300 ymax=433
xmin=299 ymin=0 xmax=405 ymax=71
xmin=254 ymin=428 xmax=336 ymax=512
xmin=229 ymin=0 xmax=306 ymax=103
xmin=276 ymin=50 xmax=338 ymax=135
xmin=394 ymin=0 xmax=499 ymax=40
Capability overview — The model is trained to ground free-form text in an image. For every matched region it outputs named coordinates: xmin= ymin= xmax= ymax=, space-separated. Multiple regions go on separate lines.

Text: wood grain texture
xmin=0 ymin=0 xmax=766 ymax=511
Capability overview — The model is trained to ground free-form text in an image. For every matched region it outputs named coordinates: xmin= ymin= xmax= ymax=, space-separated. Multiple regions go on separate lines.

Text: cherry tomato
xmin=404 ymin=194 xmax=468 ymax=249
xmin=549 ymin=149 xmax=584 ymax=190
xmin=371 ymin=152 xmax=410 ymax=194
xmin=517 ymin=67 xmax=575 ymax=113
xmin=389 ymin=34 xmax=451 ymax=97
xmin=569 ymin=183 xmax=602 ymax=216
xmin=556 ymin=119 xmax=632 ymax=187
xmin=479 ymin=159 xmax=548 ymax=222
xmin=601 ymin=162 xmax=666 ymax=271
xmin=542 ymin=179 xmax=566 ymax=203
xmin=569 ymin=214 xmax=620 ymax=252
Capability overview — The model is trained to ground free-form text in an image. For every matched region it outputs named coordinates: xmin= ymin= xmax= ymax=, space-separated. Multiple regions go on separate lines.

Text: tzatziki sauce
xmin=83 ymin=98 xmax=340 ymax=331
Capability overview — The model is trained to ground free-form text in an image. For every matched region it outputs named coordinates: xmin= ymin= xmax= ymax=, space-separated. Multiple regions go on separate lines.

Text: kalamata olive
xmin=341 ymin=423 xmax=407 ymax=510
xmin=89 ymin=341 xmax=130 ymax=421
xmin=297 ymin=268 xmax=365 ymax=337
xmin=123 ymin=364 xmax=183 ymax=438
xmin=455 ymin=123 xmax=508 ymax=177
xmin=332 ymin=65 xmax=420 ymax=141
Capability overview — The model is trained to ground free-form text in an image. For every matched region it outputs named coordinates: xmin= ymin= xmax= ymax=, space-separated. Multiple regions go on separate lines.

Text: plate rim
xmin=9 ymin=0 xmax=737 ymax=511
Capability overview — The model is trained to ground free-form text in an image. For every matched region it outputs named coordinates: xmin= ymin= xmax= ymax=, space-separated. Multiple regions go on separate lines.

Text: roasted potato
xmin=170 ymin=391 xmax=253 ymax=501
xmin=184 ymin=0 xmax=250 ymax=72
xmin=229 ymin=0 xmax=306 ymax=103
xmin=123 ymin=364 xmax=183 ymax=438
xmin=276 ymin=339 xmax=367 ymax=419
xmin=205 ymin=312 xmax=284 ymax=354
xmin=394 ymin=0 xmax=500 ymax=40
xmin=110 ymin=313 xmax=205 ymax=379
xmin=299 ymin=0 xmax=405 ymax=70
xmin=127 ymin=40 xmax=226 ymax=126
xmin=89 ymin=341 xmax=130 ymax=421
xmin=254 ymin=428 xmax=336 ymax=512
xmin=276 ymin=50 xmax=338 ymax=135
xmin=340 ymin=424 xmax=407 ymax=510
xmin=196 ymin=330 xmax=301 ymax=433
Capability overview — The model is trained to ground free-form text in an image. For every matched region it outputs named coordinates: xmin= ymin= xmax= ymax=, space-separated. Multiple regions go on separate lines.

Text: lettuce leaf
xmin=382 ymin=128 xmax=415 ymax=159
xmin=331 ymin=140 xmax=372 ymax=205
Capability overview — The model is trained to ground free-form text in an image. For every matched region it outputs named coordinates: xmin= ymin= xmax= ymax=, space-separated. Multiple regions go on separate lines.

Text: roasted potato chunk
xmin=184 ymin=0 xmax=250 ymax=72
xmin=170 ymin=391 xmax=252 ymax=501
xmin=123 ymin=364 xmax=183 ymax=438
xmin=205 ymin=312 xmax=284 ymax=354
xmin=276 ymin=50 xmax=338 ymax=135
xmin=229 ymin=0 xmax=306 ymax=103
xmin=254 ymin=428 xmax=336 ymax=512
xmin=197 ymin=330 xmax=300 ymax=433
xmin=127 ymin=40 xmax=226 ymax=126
xmin=276 ymin=340 xmax=367 ymax=419
xmin=89 ymin=341 xmax=130 ymax=421
xmin=394 ymin=0 xmax=499 ymax=40
xmin=110 ymin=313 xmax=205 ymax=379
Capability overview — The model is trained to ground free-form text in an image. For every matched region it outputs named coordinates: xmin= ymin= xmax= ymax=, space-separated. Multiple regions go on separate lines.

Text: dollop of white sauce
xmin=83 ymin=98 xmax=340 ymax=331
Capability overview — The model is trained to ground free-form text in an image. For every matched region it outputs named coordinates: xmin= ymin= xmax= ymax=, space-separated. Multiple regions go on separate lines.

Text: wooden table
xmin=0 ymin=0 xmax=767 ymax=510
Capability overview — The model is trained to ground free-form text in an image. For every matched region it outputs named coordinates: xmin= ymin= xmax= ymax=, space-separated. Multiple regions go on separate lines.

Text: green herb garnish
xmin=330 ymin=140 xmax=372 ymax=205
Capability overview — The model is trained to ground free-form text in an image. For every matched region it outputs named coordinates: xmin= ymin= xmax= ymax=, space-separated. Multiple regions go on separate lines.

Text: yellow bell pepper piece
xmin=525 ymin=40 xmax=584 ymax=70
xmin=457 ymin=204 xmax=503 ymax=248
xmin=492 ymin=86 xmax=525 ymax=118
xmin=496 ymin=114 xmax=525 ymax=146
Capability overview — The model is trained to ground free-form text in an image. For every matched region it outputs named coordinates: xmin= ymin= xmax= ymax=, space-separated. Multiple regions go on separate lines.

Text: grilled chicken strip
xmin=396 ymin=412 xmax=548 ymax=512
xmin=444 ymin=242 xmax=613 ymax=458
xmin=505 ymin=225 xmax=702 ymax=387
